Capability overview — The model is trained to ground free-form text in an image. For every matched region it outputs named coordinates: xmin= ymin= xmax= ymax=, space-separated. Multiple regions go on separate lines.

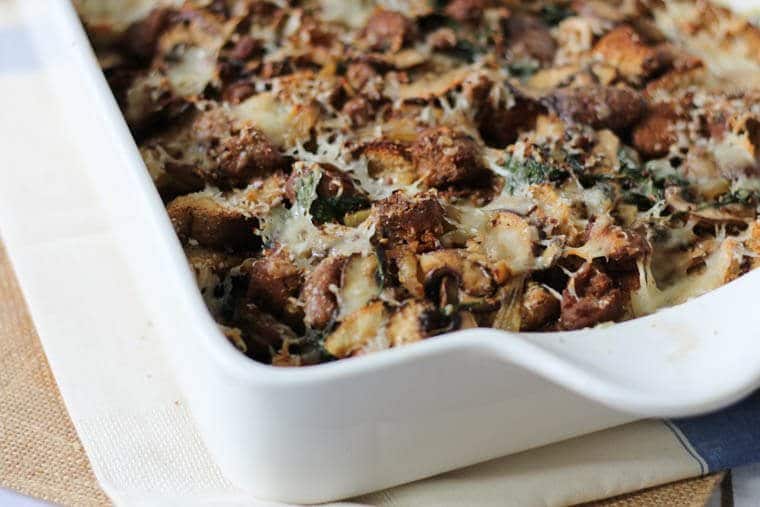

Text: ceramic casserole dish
xmin=20 ymin=0 xmax=760 ymax=502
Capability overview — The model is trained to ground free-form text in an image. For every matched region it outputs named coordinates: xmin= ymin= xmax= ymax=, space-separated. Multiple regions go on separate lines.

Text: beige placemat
xmin=0 ymin=239 xmax=723 ymax=506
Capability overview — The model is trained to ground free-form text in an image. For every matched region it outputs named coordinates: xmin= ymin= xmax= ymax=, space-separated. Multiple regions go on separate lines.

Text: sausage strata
xmin=80 ymin=0 xmax=760 ymax=365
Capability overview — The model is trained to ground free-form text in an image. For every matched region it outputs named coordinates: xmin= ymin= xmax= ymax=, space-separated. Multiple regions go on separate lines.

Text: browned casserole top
xmin=78 ymin=0 xmax=760 ymax=365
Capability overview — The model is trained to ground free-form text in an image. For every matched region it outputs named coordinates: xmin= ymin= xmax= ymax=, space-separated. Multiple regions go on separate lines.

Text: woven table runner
xmin=0 ymin=240 xmax=723 ymax=506
xmin=0 ymin=242 xmax=109 ymax=505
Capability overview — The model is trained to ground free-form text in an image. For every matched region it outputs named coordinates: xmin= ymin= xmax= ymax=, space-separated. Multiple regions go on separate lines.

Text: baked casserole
xmin=77 ymin=0 xmax=760 ymax=365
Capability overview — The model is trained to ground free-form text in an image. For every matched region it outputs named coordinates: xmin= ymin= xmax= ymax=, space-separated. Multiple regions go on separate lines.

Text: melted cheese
xmin=233 ymin=93 xmax=319 ymax=148
xmin=319 ymin=0 xmax=374 ymax=28
xmin=259 ymin=205 xmax=375 ymax=269
xmin=632 ymin=237 xmax=745 ymax=316
xmin=654 ymin=2 xmax=760 ymax=82
xmin=165 ymin=45 xmax=217 ymax=97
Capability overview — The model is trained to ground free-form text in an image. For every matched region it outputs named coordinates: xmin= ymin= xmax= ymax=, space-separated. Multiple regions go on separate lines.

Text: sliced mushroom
xmin=396 ymin=251 xmax=424 ymax=298
xmin=418 ymin=249 xmax=495 ymax=297
xmin=301 ymin=255 xmax=347 ymax=329
xmin=665 ymin=187 xmax=754 ymax=225
xmin=423 ymin=267 xmax=461 ymax=309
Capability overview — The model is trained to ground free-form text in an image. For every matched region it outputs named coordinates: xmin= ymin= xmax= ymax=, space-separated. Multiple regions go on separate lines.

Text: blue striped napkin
xmin=669 ymin=391 xmax=760 ymax=475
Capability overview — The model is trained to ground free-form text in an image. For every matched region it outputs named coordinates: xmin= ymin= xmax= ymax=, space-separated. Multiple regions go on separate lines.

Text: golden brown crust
xmin=592 ymin=25 xmax=671 ymax=82
xmin=373 ymin=191 xmax=446 ymax=254
xmin=192 ymin=114 xmax=285 ymax=188
xmin=631 ymin=103 xmax=681 ymax=158
xmin=166 ymin=194 xmax=259 ymax=251
xmin=410 ymin=127 xmax=489 ymax=188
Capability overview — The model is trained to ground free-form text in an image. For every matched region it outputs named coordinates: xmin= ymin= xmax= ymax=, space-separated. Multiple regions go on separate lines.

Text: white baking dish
xmin=22 ymin=1 xmax=760 ymax=503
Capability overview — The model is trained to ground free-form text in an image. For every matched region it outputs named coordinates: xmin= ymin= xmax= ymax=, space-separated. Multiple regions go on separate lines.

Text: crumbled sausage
xmin=410 ymin=127 xmax=490 ymax=188
xmin=609 ymin=228 xmax=651 ymax=263
xmin=166 ymin=194 xmax=260 ymax=251
xmin=520 ymin=282 xmax=560 ymax=331
xmin=228 ymin=35 xmax=260 ymax=61
xmin=122 ymin=8 xmax=171 ymax=63
xmin=504 ymin=14 xmax=557 ymax=65
xmin=360 ymin=10 xmax=416 ymax=52
xmin=342 ymin=96 xmax=375 ymax=126
xmin=593 ymin=25 xmax=671 ymax=82
xmin=547 ymin=85 xmax=646 ymax=131
xmin=373 ymin=191 xmax=446 ymax=253
xmin=246 ymin=248 xmax=303 ymax=326
xmin=301 ymin=256 xmax=347 ymax=329
xmin=223 ymin=81 xmax=256 ymax=104
xmin=445 ymin=0 xmax=485 ymax=23
xmin=214 ymin=126 xmax=285 ymax=187
xmin=194 ymin=112 xmax=286 ymax=187
xmin=559 ymin=264 xmax=626 ymax=330
xmin=346 ymin=62 xmax=379 ymax=91
xmin=632 ymin=103 xmax=681 ymax=158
